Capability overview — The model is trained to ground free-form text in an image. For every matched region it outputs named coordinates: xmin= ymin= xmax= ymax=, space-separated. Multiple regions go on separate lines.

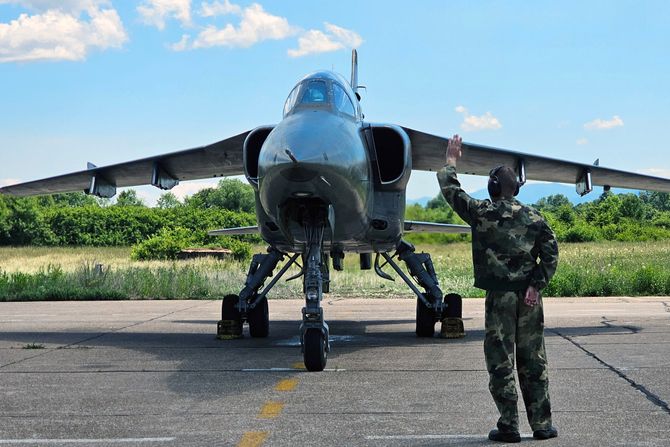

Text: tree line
xmin=405 ymin=190 xmax=670 ymax=243
xmin=0 ymin=179 xmax=257 ymax=260
xmin=2 ymin=178 xmax=670 ymax=260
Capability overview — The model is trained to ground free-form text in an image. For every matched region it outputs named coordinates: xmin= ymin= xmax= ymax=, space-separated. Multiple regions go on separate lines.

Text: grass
xmin=1 ymin=241 xmax=670 ymax=300
xmin=23 ymin=343 xmax=45 ymax=349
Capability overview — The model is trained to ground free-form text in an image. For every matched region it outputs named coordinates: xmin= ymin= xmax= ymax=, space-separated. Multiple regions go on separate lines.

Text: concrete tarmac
xmin=0 ymin=297 xmax=669 ymax=446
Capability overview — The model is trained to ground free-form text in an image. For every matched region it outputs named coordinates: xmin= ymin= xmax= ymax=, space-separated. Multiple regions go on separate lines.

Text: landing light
xmin=293 ymin=191 xmax=313 ymax=197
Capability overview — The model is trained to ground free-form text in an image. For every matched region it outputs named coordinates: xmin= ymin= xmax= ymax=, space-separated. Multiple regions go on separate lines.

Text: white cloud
xmin=288 ymin=30 xmax=341 ymax=58
xmin=0 ymin=178 xmax=21 ymax=187
xmin=200 ymin=0 xmax=241 ymax=17
xmin=454 ymin=105 xmax=502 ymax=131
xmin=584 ymin=115 xmax=624 ymax=130
xmin=0 ymin=1 xmax=100 ymax=13
xmin=170 ymin=33 xmax=190 ymax=51
xmin=288 ymin=22 xmax=362 ymax=58
xmin=0 ymin=3 xmax=128 ymax=63
xmin=137 ymin=0 xmax=192 ymax=30
xmin=189 ymin=3 xmax=296 ymax=49
xmin=576 ymin=138 xmax=588 ymax=145
xmin=638 ymin=168 xmax=670 ymax=179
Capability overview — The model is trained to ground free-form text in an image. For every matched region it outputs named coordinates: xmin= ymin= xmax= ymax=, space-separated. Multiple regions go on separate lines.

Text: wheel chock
xmin=217 ymin=319 xmax=243 ymax=339
xmin=440 ymin=317 xmax=465 ymax=339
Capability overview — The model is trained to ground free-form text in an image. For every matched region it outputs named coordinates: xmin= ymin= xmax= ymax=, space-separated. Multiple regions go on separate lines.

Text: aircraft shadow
xmin=0 ymin=318 xmax=641 ymax=402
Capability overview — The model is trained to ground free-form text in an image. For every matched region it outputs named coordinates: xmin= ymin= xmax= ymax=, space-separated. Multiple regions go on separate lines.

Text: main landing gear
xmin=376 ymin=240 xmax=465 ymax=339
xmin=217 ymin=238 xmax=464 ymax=373
xmin=217 ymin=248 xmax=300 ymax=340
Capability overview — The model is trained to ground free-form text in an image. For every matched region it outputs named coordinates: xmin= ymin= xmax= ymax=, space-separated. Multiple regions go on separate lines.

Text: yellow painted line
xmin=237 ymin=431 xmax=268 ymax=447
xmin=275 ymin=378 xmax=298 ymax=392
xmin=259 ymin=401 xmax=284 ymax=419
xmin=291 ymin=362 xmax=306 ymax=370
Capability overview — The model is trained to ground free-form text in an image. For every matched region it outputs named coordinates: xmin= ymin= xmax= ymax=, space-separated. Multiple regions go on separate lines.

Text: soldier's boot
xmin=440 ymin=317 xmax=465 ymax=339
xmin=488 ymin=428 xmax=520 ymax=443
xmin=216 ymin=319 xmax=243 ymax=340
xmin=533 ymin=426 xmax=558 ymax=440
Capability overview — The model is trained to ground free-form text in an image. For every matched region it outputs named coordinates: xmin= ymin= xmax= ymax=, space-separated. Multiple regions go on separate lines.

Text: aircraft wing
xmin=403 ymin=127 xmax=670 ymax=194
xmin=208 ymin=226 xmax=260 ymax=236
xmin=404 ymin=221 xmax=471 ymax=234
xmin=0 ymin=131 xmax=251 ymax=197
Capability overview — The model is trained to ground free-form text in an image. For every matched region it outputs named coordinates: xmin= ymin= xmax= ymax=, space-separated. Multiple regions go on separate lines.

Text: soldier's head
xmin=488 ymin=166 xmax=520 ymax=200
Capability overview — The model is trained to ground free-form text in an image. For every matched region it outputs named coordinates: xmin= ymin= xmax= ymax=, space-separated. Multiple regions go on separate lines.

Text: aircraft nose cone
xmin=280 ymin=166 xmax=318 ymax=182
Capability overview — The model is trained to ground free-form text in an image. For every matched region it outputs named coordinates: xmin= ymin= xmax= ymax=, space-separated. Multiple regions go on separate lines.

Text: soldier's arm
xmin=436 ymin=135 xmax=483 ymax=225
xmin=530 ymin=221 xmax=559 ymax=290
xmin=437 ymin=166 xmax=483 ymax=225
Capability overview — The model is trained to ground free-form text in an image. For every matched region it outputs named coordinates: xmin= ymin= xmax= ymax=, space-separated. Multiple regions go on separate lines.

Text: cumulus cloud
xmin=185 ymin=3 xmax=296 ymax=49
xmin=137 ymin=0 xmax=192 ymax=30
xmin=200 ymin=0 xmax=241 ymax=17
xmin=0 ymin=1 xmax=128 ymax=63
xmin=455 ymin=105 xmax=502 ymax=131
xmin=584 ymin=115 xmax=624 ymax=130
xmin=288 ymin=22 xmax=362 ymax=57
xmin=170 ymin=33 xmax=190 ymax=51
xmin=576 ymin=138 xmax=588 ymax=145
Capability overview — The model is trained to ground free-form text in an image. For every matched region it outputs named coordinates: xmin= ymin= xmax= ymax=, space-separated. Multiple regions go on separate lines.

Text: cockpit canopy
xmin=283 ymin=72 xmax=360 ymax=119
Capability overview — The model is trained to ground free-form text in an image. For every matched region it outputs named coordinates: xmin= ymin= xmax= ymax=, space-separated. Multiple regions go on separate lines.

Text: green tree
xmin=535 ymin=194 xmax=571 ymax=212
xmin=157 ymin=192 xmax=181 ymax=209
xmin=36 ymin=192 xmax=99 ymax=208
xmin=185 ymin=179 xmax=255 ymax=212
xmin=115 ymin=190 xmax=145 ymax=207
xmin=640 ymin=191 xmax=670 ymax=211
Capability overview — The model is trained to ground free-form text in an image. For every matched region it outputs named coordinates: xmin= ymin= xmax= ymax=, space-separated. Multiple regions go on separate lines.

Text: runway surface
xmin=1 ymin=297 xmax=669 ymax=446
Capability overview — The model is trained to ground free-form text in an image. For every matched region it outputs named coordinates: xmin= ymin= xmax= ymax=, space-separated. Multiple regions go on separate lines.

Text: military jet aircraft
xmin=3 ymin=50 xmax=670 ymax=371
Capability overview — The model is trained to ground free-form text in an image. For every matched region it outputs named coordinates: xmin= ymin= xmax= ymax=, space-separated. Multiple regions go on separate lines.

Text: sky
xmin=1 ymin=0 xmax=669 ymax=205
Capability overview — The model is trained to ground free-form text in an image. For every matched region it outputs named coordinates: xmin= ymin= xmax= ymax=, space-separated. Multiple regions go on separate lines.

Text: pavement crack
xmin=551 ymin=329 xmax=670 ymax=417
xmin=601 ymin=316 xmax=640 ymax=334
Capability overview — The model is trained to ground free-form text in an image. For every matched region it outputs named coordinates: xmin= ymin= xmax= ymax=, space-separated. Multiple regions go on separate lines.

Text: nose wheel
xmin=303 ymin=328 xmax=328 ymax=371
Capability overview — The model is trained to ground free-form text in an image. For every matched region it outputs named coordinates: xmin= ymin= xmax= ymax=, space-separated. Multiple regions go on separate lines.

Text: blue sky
xmin=1 ymin=0 xmax=669 ymax=205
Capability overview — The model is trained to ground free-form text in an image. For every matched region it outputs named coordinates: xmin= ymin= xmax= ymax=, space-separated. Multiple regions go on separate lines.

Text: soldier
xmin=437 ymin=135 xmax=559 ymax=443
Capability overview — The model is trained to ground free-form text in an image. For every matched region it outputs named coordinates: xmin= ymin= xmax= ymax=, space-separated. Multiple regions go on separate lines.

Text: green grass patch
xmin=1 ymin=241 xmax=670 ymax=300
xmin=23 ymin=343 xmax=45 ymax=349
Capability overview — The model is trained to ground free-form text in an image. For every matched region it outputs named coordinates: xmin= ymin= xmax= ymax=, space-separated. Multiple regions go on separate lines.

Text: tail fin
xmin=350 ymin=49 xmax=358 ymax=90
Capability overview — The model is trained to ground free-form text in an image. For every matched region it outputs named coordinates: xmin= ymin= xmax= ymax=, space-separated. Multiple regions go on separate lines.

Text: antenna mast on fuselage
xmin=350 ymin=49 xmax=358 ymax=91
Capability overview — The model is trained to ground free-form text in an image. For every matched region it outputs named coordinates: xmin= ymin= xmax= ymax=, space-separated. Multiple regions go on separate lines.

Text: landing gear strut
xmin=300 ymin=223 xmax=330 ymax=372
xmin=217 ymin=248 xmax=300 ymax=340
xmin=377 ymin=240 xmax=464 ymax=338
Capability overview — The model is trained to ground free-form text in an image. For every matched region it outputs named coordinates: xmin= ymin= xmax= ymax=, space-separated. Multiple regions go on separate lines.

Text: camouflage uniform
xmin=437 ymin=165 xmax=559 ymax=432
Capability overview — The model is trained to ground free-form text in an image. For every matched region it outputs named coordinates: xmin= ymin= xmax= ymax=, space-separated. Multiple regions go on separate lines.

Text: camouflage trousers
xmin=484 ymin=290 xmax=552 ymax=432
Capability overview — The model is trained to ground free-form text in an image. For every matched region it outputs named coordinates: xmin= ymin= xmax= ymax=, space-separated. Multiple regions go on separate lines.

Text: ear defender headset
xmin=488 ymin=165 xmax=520 ymax=198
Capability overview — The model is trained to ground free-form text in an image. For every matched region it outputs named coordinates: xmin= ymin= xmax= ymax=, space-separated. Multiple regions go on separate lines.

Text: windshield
xmin=300 ymin=80 xmax=328 ymax=104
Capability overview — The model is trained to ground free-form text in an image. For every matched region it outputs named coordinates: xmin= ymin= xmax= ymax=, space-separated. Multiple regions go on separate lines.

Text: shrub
xmin=131 ymin=227 xmax=195 ymax=261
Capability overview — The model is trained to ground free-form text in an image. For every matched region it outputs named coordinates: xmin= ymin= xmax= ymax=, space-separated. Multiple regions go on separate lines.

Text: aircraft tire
xmin=248 ymin=296 xmax=270 ymax=338
xmin=303 ymin=328 xmax=327 ymax=372
xmin=416 ymin=295 xmax=435 ymax=337
xmin=222 ymin=294 xmax=241 ymax=320
xmin=443 ymin=293 xmax=463 ymax=319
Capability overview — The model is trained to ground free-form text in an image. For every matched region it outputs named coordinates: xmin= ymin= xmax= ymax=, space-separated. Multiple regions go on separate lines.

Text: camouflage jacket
xmin=437 ymin=165 xmax=559 ymax=291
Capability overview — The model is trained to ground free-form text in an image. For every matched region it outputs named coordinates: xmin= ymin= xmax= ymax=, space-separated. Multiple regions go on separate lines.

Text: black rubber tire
xmin=303 ymin=328 xmax=327 ymax=372
xmin=443 ymin=293 xmax=463 ymax=319
xmin=248 ymin=296 xmax=270 ymax=338
xmin=221 ymin=294 xmax=241 ymax=320
xmin=416 ymin=295 xmax=435 ymax=337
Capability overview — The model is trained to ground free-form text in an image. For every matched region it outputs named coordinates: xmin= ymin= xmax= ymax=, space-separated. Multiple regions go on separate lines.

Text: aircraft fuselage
xmin=243 ymin=71 xmax=411 ymax=254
